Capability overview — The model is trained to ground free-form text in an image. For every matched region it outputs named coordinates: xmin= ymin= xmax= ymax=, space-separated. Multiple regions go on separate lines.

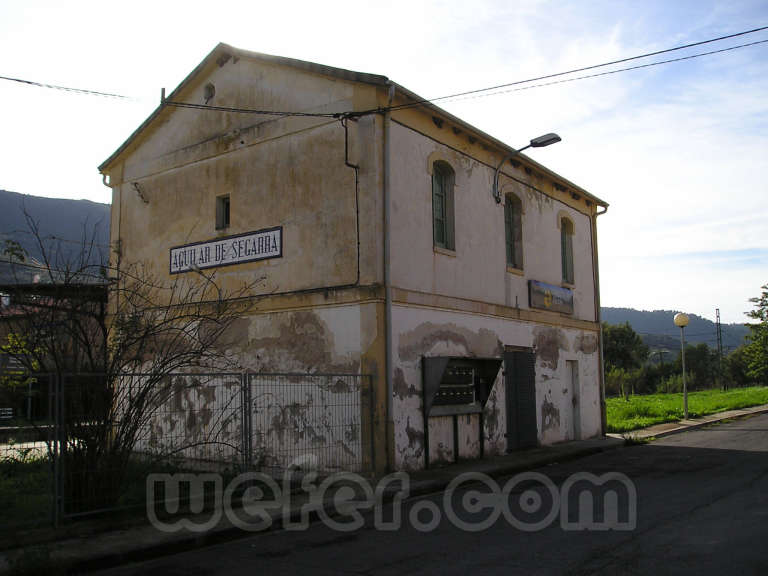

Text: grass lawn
xmin=606 ymin=386 xmax=768 ymax=433
xmin=0 ymin=455 xmax=52 ymax=534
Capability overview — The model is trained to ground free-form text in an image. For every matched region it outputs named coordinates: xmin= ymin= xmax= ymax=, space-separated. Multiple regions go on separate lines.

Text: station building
xmin=99 ymin=44 xmax=609 ymax=473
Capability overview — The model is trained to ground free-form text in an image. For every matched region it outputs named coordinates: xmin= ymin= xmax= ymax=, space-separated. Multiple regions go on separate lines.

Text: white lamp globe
xmin=673 ymin=313 xmax=689 ymax=328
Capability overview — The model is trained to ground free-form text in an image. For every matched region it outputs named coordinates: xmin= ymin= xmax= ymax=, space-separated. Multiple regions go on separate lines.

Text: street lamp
xmin=674 ymin=312 xmax=690 ymax=419
xmin=492 ymin=133 xmax=561 ymax=203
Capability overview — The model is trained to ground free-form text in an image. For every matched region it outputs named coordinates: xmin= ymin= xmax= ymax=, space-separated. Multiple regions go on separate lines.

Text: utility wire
xmin=4 ymin=25 xmax=766 ymax=116
xmin=0 ymin=230 xmax=111 ymax=250
xmin=164 ymin=101 xmax=338 ymax=118
xmin=384 ymin=25 xmax=768 ymax=112
xmin=0 ymin=74 xmax=134 ymax=99
xmin=439 ymin=38 xmax=768 ymax=106
xmin=0 ymin=257 xmax=107 ymax=281
xmin=639 ymin=331 xmax=718 ymax=337
xmin=167 ymin=30 xmax=768 ymax=119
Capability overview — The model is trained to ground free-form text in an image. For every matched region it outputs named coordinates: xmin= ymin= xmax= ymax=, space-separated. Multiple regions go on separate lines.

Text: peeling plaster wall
xmin=233 ymin=304 xmax=374 ymax=472
xmin=388 ymin=121 xmax=596 ymax=321
xmin=392 ymin=305 xmax=601 ymax=470
xmin=134 ymin=303 xmax=379 ymax=472
xmin=134 ymin=374 xmax=243 ymax=466
xmin=231 ymin=306 xmax=366 ymax=373
xmin=247 ymin=373 xmax=364 ymax=473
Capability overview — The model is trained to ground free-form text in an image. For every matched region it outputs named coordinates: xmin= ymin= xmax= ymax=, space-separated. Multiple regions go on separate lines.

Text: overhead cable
xmin=0 ymin=74 xmax=133 ymax=99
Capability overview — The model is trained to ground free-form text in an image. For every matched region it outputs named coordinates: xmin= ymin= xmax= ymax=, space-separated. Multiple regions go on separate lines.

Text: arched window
xmin=432 ymin=161 xmax=455 ymax=250
xmin=561 ymin=217 xmax=574 ymax=284
xmin=504 ymin=193 xmax=523 ymax=269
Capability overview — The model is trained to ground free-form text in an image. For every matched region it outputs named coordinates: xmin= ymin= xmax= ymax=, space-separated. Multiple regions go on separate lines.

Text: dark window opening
xmin=216 ymin=195 xmax=230 ymax=230
xmin=561 ymin=217 xmax=574 ymax=284
xmin=432 ymin=161 xmax=455 ymax=250
xmin=505 ymin=194 xmax=523 ymax=269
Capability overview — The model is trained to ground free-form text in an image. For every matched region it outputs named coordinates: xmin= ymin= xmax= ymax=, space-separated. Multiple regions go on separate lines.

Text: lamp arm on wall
xmin=492 ymin=152 xmax=518 ymax=204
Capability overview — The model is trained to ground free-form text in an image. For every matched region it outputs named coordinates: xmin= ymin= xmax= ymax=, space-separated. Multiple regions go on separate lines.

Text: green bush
xmin=657 ymin=372 xmax=695 ymax=394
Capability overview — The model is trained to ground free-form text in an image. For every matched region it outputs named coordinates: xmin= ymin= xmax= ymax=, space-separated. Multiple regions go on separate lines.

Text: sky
xmin=0 ymin=0 xmax=766 ymax=324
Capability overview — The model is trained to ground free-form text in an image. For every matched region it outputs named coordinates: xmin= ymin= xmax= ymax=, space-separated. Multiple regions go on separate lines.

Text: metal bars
xmin=245 ymin=373 xmax=372 ymax=475
xmin=0 ymin=370 xmax=373 ymax=533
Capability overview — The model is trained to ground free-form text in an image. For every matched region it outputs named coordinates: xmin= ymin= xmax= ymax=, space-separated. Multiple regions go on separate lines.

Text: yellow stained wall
xmin=103 ymin=54 xmax=390 ymax=472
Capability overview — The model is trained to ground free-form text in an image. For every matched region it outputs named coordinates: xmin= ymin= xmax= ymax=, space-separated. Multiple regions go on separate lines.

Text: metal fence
xmin=0 ymin=370 xmax=373 ymax=534
xmin=0 ymin=372 xmax=56 ymax=534
xmin=245 ymin=373 xmax=374 ymax=476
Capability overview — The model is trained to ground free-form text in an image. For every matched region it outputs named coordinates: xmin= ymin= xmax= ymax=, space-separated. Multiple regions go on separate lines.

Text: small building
xmin=99 ymin=44 xmax=608 ymax=473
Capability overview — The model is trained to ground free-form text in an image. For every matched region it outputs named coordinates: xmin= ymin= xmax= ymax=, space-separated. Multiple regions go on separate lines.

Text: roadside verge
xmin=607 ymin=403 xmax=768 ymax=441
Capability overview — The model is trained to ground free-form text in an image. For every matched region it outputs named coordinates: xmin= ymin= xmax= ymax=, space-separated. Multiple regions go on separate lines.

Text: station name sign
xmin=529 ymin=280 xmax=574 ymax=315
xmin=170 ymin=227 xmax=282 ymax=274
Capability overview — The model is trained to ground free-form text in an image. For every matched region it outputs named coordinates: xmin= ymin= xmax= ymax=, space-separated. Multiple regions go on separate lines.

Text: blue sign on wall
xmin=529 ymin=280 xmax=574 ymax=314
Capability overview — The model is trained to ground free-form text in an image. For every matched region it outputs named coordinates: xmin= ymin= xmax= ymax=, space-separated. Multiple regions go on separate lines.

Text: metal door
xmin=504 ymin=349 xmax=537 ymax=451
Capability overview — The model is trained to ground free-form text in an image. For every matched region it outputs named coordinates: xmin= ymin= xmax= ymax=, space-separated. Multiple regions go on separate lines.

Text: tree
xmin=603 ymin=322 xmax=649 ymax=371
xmin=674 ymin=343 xmax=718 ymax=390
xmin=744 ymin=284 xmax=768 ymax=385
xmin=725 ymin=345 xmax=752 ymax=388
xmin=1 ymin=213 xmax=261 ymax=512
xmin=601 ymin=322 xmax=649 ymax=398
xmin=640 ymin=357 xmax=675 ymax=394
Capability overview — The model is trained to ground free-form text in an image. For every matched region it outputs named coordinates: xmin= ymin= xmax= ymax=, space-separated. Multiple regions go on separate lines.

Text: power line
xmin=4 ymin=24 xmax=766 ymax=118
xmin=439 ymin=38 xmax=768 ymax=106
xmin=0 ymin=257 xmax=107 ymax=281
xmin=1 ymin=229 xmax=111 ymax=249
xmin=168 ymin=30 xmax=768 ymax=119
xmin=639 ymin=331 xmax=717 ymax=338
xmin=164 ymin=101 xmax=337 ymax=118
xmin=0 ymin=74 xmax=134 ymax=99
xmin=384 ymin=25 xmax=768 ymax=112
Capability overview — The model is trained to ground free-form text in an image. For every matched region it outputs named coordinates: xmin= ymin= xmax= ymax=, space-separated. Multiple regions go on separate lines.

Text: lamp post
xmin=674 ymin=312 xmax=690 ymax=419
xmin=492 ymin=133 xmax=561 ymax=203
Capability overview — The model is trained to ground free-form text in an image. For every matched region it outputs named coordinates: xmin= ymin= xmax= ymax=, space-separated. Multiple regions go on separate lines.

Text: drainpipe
xmin=592 ymin=204 xmax=608 ymax=435
xmin=341 ymin=118 xmax=361 ymax=285
xmin=384 ymin=82 xmax=395 ymax=471
xmin=101 ymin=172 xmax=120 ymax=291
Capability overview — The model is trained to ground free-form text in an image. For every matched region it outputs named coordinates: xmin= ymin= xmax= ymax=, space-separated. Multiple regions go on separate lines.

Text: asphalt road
xmin=94 ymin=413 xmax=768 ymax=576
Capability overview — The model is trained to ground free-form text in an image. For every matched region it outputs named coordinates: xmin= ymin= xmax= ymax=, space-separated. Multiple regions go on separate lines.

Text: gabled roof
xmin=98 ymin=43 xmax=389 ymax=172
xmin=99 ymin=43 xmax=607 ymax=207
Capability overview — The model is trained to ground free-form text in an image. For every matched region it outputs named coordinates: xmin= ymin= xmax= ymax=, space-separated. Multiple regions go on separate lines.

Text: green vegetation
xmin=602 ymin=317 xmax=760 ymax=397
xmin=606 ymin=386 xmax=768 ymax=433
xmin=0 ymin=447 xmax=52 ymax=532
xmin=744 ymin=284 xmax=768 ymax=385
xmin=621 ymin=433 xmax=653 ymax=446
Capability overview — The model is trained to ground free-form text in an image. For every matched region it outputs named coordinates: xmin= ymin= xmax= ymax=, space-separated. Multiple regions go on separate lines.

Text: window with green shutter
xmin=561 ymin=217 xmax=574 ymax=284
xmin=504 ymin=194 xmax=523 ymax=269
xmin=432 ymin=162 xmax=455 ymax=250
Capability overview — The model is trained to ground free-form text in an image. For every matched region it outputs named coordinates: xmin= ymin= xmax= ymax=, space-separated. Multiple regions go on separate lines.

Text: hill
xmin=601 ymin=307 xmax=749 ymax=354
xmin=0 ymin=189 xmax=110 ymax=282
